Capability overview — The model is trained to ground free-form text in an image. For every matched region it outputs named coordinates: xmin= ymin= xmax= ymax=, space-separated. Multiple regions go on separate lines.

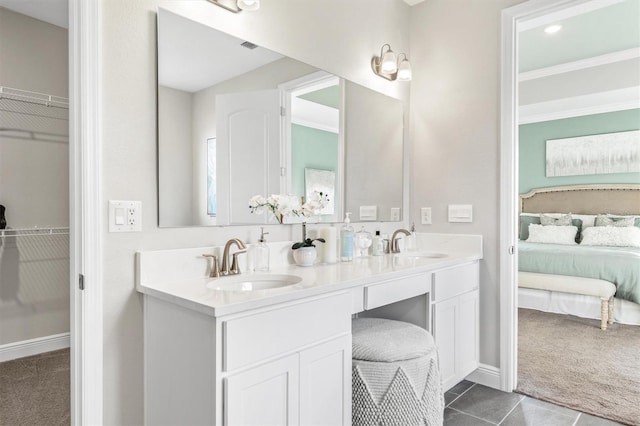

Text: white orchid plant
xmin=248 ymin=191 xmax=330 ymax=224
xmin=249 ymin=191 xmax=330 ymax=250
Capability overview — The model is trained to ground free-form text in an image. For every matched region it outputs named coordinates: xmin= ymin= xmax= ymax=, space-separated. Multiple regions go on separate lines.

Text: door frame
xmin=69 ymin=0 xmax=103 ymax=423
xmin=499 ymin=0 xmax=603 ymax=392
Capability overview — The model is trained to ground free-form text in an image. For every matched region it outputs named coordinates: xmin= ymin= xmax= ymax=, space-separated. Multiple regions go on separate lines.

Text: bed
xmin=517 ymin=184 xmax=640 ymax=328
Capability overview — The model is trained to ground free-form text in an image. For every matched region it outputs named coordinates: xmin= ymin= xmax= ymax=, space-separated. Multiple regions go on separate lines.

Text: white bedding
xmin=519 ymin=287 xmax=640 ymax=325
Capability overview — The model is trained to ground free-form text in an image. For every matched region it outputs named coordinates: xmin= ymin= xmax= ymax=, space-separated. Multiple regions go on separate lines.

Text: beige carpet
xmin=517 ymin=308 xmax=640 ymax=426
xmin=0 ymin=349 xmax=70 ymax=425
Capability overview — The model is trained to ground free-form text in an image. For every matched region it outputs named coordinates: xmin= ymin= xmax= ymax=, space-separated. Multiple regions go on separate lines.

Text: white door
xmin=216 ymin=90 xmax=281 ymax=225
xmin=225 ymin=353 xmax=299 ymax=426
xmin=299 ymin=335 xmax=351 ymax=426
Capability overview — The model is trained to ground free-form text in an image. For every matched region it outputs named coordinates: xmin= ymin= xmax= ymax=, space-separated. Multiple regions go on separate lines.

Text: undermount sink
xmin=207 ymin=274 xmax=302 ymax=292
xmin=394 ymin=252 xmax=448 ymax=260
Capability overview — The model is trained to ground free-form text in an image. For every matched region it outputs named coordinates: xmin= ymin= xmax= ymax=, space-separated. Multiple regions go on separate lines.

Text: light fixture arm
xmin=207 ymin=0 xmax=261 ymax=13
xmin=371 ymin=44 xmax=411 ymax=82
xmin=378 ymin=44 xmax=392 ymax=62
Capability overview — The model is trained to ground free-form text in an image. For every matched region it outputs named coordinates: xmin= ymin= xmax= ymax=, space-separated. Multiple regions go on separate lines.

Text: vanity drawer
xmin=432 ymin=262 xmax=479 ymax=302
xmin=222 ymin=292 xmax=351 ymax=372
xmin=364 ymin=273 xmax=431 ymax=310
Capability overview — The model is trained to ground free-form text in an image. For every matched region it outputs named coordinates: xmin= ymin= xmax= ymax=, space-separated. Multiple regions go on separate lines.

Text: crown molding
xmin=520 ymin=48 xmax=640 ymax=82
xmin=519 ymin=86 xmax=640 ymax=124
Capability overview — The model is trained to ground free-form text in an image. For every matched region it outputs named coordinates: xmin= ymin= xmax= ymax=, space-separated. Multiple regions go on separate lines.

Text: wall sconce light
xmin=207 ymin=0 xmax=260 ymax=13
xmin=371 ymin=44 xmax=412 ymax=81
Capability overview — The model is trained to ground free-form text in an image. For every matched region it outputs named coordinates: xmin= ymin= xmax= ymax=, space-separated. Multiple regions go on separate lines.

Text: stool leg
xmin=600 ymin=299 xmax=607 ymax=331
xmin=608 ymin=296 xmax=614 ymax=325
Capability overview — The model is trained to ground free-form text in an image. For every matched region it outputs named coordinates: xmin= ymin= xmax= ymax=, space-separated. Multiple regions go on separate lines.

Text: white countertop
xmin=136 ymin=233 xmax=483 ymax=317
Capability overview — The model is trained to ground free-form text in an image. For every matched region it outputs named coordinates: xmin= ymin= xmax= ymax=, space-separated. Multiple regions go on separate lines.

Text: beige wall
xmin=0 ymin=7 xmax=68 ymax=96
xmin=409 ymin=0 xmax=524 ymax=369
xmin=158 ymin=85 xmax=194 ymax=226
xmin=101 ymin=0 xmax=409 ymax=423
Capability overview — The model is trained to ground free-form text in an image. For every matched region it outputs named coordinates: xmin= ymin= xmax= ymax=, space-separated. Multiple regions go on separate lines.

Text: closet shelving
xmin=0 ymin=85 xmax=69 ymax=143
xmin=1 ymin=227 xmax=70 ymax=238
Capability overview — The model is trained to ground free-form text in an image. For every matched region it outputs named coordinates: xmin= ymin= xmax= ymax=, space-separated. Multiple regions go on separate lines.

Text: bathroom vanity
xmin=136 ymin=234 xmax=482 ymax=425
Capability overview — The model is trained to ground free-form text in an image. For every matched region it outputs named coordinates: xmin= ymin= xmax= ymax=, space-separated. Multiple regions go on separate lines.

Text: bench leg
xmin=600 ymin=299 xmax=608 ymax=331
xmin=608 ymin=296 xmax=614 ymax=325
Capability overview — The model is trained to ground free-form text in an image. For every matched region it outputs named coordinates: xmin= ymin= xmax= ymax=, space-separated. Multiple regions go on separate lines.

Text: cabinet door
xmin=299 ymin=335 xmax=351 ymax=426
xmin=225 ymin=354 xmax=299 ymax=426
xmin=433 ymin=296 xmax=458 ymax=389
xmin=457 ymin=290 xmax=479 ymax=379
xmin=433 ymin=290 xmax=480 ymax=391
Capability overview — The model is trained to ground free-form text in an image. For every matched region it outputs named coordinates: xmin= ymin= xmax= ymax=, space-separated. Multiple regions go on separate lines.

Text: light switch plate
xmin=448 ymin=204 xmax=473 ymax=223
xmin=390 ymin=207 xmax=401 ymax=221
xmin=109 ymin=200 xmax=142 ymax=232
xmin=359 ymin=205 xmax=378 ymax=221
xmin=420 ymin=207 xmax=432 ymax=225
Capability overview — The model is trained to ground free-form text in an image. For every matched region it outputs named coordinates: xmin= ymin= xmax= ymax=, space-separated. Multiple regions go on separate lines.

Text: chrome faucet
xmin=221 ymin=238 xmax=247 ymax=276
xmin=390 ymin=229 xmax=411 ymax=253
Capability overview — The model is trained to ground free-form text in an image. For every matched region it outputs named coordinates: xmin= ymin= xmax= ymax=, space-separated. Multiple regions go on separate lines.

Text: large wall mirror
xmin=157 ymin=8 xmax=403 ymax=227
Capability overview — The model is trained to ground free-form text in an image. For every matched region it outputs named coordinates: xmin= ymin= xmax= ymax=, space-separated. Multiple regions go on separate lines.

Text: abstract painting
xmin=546 ymin=130 xmax=640 ymax=177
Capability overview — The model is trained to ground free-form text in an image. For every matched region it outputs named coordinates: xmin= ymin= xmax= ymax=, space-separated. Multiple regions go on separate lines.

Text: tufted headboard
xmin=519 ymin=184 xmax=640 ymax=215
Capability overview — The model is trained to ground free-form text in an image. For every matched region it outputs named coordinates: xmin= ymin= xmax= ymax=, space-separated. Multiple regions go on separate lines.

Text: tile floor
xmin=444 ymin=381 xmax=623 ymax=426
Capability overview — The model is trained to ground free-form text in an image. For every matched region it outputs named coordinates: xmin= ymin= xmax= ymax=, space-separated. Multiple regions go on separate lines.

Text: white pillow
xmin=572 ymin=214 xmax=597 ymax=229
xmin=595 ymin=215 xmax=635 ymax=227
xmin=580 ymin=226 xmax=640 ymax=248
xmin=526 ymin=224 xmax=578 ymax=245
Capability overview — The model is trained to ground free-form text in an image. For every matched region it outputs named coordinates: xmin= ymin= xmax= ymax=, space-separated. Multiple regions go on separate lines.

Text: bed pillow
xmin=519 ymin=215 xmax=540 ymax=240
xmin=580 ymin=226 xmax=640 ymax=248
xmin=541 ymin=213 xmax=572 ymax=226
xmin=526 ymin=224 xmax=578 ymax=245
xmin=595 ymin=215 xmax=635 ymax=227
xmin=519 ymin=215 xmax=583 ymax=242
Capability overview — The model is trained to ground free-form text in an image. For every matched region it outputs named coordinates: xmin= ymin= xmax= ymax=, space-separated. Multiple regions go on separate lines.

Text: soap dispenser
xmin=406 ymin=223 xmax=417 ymax=252
xmin=340 ymin=212 xmax=354 ymax=262
xmin=253 ymin=227 xmax=270 ymax=272
xmin=372 ymin=230 xmax=384 ymax=256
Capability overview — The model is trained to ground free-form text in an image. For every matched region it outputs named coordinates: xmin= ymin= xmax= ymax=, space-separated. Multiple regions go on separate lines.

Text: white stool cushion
xmin=352 ymin=318 xmax=435 ymax=362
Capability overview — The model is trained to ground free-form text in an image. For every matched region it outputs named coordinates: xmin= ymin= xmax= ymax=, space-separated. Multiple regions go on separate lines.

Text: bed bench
xmin=518 ymin=272 xmax=616 ymax=330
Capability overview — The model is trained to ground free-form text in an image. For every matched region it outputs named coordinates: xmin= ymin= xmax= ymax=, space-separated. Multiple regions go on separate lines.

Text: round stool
xmin=352 ymin=318 xmax=444 ymax=426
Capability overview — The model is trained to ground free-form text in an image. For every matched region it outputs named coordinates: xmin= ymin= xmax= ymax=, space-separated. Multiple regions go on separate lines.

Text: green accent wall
xmin=291 ymin=124 xmax=339 ymax=196
xmin=299 ymin=86 xmax=341 ymax=109
xmin=519 ymin=109 xmax=640 ymax=194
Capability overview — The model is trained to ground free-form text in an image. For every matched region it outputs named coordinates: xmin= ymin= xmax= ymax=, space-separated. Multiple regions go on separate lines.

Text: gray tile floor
xmin=444 ymin=381 xmax=623 ymax=426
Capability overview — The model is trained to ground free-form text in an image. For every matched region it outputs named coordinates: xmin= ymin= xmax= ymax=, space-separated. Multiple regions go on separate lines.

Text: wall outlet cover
xmin=108 ymin=200 xmax=142 ymax=232
xmin=420 ymin=207 xmax=432 ymax=225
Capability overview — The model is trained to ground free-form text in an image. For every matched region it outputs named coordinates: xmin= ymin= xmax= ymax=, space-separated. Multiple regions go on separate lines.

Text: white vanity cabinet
xmin=431 ymin=261 xmax=479 ymax=391
xmin=144 ymin=291 xmax=351 ymax=426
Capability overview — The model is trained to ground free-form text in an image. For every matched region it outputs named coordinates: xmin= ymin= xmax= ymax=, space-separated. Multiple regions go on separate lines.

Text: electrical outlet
xmin=421 ymin=207 xmax=432 ymax=225
xmin=109 ymin=200 xmax=142 ymax=232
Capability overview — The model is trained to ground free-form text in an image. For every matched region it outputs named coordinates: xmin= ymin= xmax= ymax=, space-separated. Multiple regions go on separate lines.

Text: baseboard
xmin=0 ymin=333 xmax=70 ymax=362
xmin=465 ymin=363 xmax=502 ymax=390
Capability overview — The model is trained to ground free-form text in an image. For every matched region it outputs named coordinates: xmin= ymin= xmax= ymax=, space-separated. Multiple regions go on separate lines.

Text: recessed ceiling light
xmin=544 ymin=25 xmax=562 ymax=34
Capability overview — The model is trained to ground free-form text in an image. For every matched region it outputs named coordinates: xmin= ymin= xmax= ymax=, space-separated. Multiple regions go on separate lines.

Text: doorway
xmin=501 ymin=0 xmax=640 ymax=405
xmin=0 ymin=5 xmax=71 ymax=424
xmin=1 ymin=0 xmax=103 ymax=423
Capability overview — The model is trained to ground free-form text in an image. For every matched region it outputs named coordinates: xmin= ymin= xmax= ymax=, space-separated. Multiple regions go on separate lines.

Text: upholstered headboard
xmin=520 ymin=184 xmax=640 ymax=215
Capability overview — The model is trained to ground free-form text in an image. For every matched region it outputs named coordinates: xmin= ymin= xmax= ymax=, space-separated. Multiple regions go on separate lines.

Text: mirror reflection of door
xmin=283 ymin=72 xmax=342 ymax=223
xmin=216 ymin=90 xmax=281 ymax=225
